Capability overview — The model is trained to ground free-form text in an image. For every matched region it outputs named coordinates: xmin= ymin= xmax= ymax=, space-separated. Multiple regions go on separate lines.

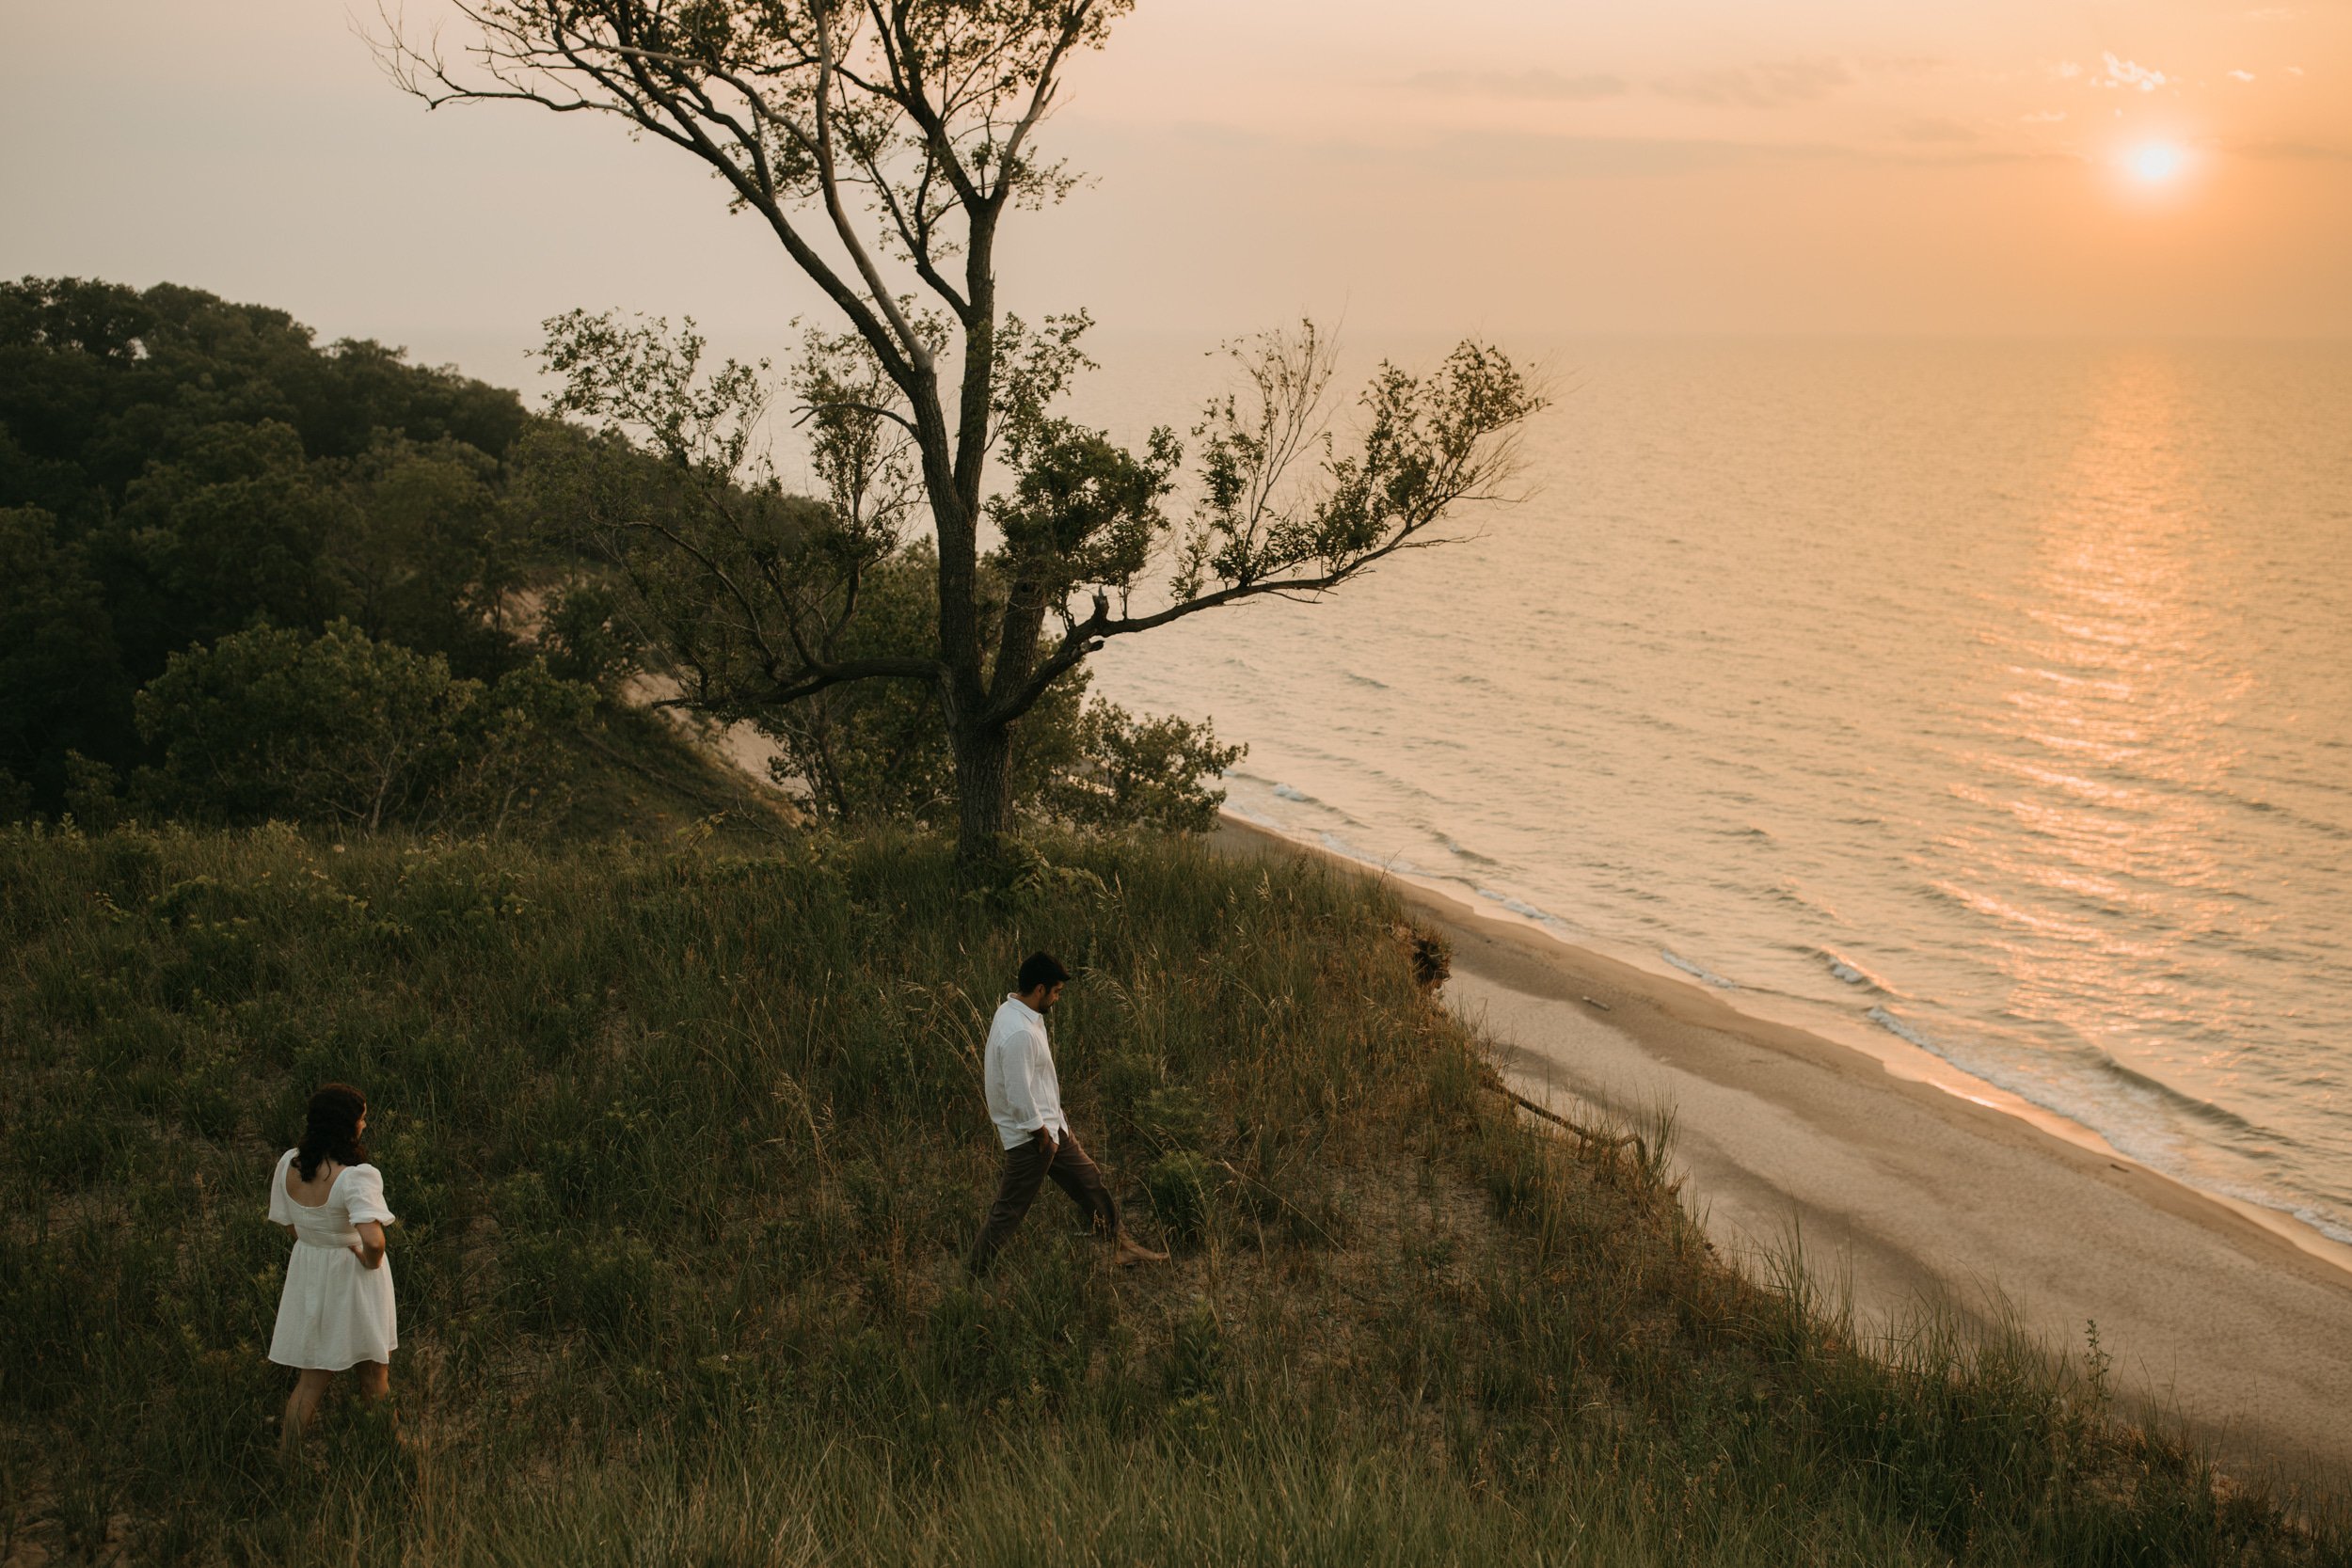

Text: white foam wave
xmin=1663 ymin=950 xmax=1740 ymax=990
xmin=1474 ymin=885 xmax=1555 ymax=924
xmin=1867 ymin=1006 xmax=1936 ymax=1050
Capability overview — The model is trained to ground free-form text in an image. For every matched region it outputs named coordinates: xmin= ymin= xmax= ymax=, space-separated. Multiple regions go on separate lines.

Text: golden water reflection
xmin=1938 ymin=350 xmax=2260 ymax=1135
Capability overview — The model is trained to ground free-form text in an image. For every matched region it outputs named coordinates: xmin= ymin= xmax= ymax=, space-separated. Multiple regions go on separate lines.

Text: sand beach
xmin=1216 ymin=817 xmax=2352 ymax=1479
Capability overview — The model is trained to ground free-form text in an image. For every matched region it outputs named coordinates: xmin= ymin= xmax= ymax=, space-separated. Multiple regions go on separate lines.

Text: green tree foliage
xmin=133 ymin=621 xmax=594 ymax=834
xmin=0 ymin=277 xmax=542 ymax=818
xmin=0 ymin=277 xmax=524 ymax=528
xmin=747 ymin=544 xmax=1241 ymax=832
xmin=1042 ymin=701 xmax=1244 ymax=835
xmin=331 ymin=436 xmax=528 ymax=671
xmin=535 ymin=577 xmax=645 ymax=692
xmin=94 ymin=420 xmax=346 ymax=678
xmin=0 ymin=506 xmax=129 ymax=809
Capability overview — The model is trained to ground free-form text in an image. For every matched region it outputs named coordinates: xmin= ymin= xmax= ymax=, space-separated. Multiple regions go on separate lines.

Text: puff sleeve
xmin=342 ymin=1164 xmax=396 ymax=1227
xmin=268 ymin=1149 xmax=295 ymax=1226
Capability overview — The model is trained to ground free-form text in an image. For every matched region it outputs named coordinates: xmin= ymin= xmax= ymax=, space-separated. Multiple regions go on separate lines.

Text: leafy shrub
xmin=1039 ymin=701 xmax=1245 ymax=835
xmin=133 ymin=621 xmax=593 ymax=834
xmin=537 ymin=578 xmax=644 ymax=691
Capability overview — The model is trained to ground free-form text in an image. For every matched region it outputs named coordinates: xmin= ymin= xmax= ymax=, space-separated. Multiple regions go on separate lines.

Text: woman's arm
xmin=349 ymin=1220 xmax=387 ymax=1270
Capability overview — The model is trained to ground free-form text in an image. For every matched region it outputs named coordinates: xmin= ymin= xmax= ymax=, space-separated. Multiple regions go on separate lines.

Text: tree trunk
xmin=952 ymin=720 xmax=1014 ymax=864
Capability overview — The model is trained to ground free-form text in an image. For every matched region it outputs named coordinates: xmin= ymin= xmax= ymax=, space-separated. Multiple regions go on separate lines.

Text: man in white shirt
xmin=967 ymin=951 xmax=1168 ymax=1275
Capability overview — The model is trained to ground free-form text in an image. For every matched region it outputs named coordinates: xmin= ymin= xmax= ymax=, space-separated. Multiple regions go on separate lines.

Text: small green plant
xmin=1162 ymin=1301 xmax=1225 ymax=1402
xmin=2083 ymin=1318 xmax=2113 ymax=1410
xmin=1140 ymin=1150 xmax=1221 ymax=1247
xmin=513 ymin=1231 xmax=660 ymax=1346
xmin=1134 ymin=1084 xmax=1211 ymax=1153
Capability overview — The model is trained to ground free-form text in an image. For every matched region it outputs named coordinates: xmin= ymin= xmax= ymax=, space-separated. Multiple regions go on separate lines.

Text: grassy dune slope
xmin=0 ymin=829 xmax=2341 ymax=1565
xmin=546 ymin=704 xmax=801 ymax=847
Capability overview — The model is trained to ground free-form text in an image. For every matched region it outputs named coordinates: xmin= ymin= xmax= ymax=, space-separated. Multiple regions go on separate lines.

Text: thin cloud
xmin=1404 ymin=69 xmax=1629 ymax=102
xmin=1653 ymin=57 xmax=1851 ymax=109
xmin=2100 ymin=53 xmax=2170 ymax=92
xmin=2227 ymin=69 xmax=2257 ymax=82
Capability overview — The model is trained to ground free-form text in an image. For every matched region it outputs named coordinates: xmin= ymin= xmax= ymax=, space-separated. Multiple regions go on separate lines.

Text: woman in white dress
xmin=268 ymin=1083 xmax=397 ymax=1450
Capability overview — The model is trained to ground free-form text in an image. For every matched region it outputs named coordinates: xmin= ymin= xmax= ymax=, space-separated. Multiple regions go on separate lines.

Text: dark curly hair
xmin=1016 ymin=952 xmax=1070 ymax=994
xmin=294 ymin=1083 xmax=368 ymax=1180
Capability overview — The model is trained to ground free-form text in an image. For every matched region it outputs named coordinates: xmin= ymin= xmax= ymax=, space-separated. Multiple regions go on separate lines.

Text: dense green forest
xmin=0 ymin=277 xmax=1236 ymax=840
xmin=0 ymin=277 xmax=581 ymax=826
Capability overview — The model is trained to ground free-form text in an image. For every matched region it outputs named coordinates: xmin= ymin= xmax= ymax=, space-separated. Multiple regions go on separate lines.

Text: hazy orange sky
xmin=4 ymin=0 xmax=2348 ymax=376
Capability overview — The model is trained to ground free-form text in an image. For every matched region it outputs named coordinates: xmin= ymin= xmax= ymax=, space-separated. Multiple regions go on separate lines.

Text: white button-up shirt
xmin=982 ymin=993 xmax=1067 ymax=1149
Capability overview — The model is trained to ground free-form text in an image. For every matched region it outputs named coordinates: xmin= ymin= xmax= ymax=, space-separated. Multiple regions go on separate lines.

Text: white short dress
xmin=267 ymin=1149 xmax=398 ymax=1370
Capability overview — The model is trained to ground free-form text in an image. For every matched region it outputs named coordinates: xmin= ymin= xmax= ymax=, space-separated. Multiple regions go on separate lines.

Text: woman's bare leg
xmin=281 ymin=1370 xmax=334 ymax=1454
xmin=353 ymin=1361 xmax=389 ymax=1402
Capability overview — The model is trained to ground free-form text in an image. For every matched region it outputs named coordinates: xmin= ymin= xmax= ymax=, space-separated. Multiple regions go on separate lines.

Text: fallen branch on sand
xmin=1480 ymin=1073 xmax=1648 ymax=1165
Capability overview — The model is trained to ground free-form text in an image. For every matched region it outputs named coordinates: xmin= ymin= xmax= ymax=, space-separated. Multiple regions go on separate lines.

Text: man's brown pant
xmin=967 ymin=1128 xmax=1120 ymax=1275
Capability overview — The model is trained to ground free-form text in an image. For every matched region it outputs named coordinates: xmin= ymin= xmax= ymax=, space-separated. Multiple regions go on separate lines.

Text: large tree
xmin=383 ymin=1 xmax=1542 ymax=861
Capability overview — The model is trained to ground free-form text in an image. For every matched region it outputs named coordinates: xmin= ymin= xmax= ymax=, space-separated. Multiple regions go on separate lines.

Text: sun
xmin=2129 ymin=143 xmax=2186 ymax=183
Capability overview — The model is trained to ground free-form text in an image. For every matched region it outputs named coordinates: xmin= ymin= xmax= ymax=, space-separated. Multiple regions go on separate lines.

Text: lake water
xmin=1071 ymin=337 xmax=2352 ymax=1248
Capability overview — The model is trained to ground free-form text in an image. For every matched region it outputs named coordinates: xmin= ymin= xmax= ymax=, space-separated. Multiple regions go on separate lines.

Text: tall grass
xmin=0 ymin=823 xmax=2340 ymax=1564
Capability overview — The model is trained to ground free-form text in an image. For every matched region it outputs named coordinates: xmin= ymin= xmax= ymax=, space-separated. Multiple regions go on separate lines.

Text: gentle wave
xmin=1663 ymin=951 xmax=1740 ymax=990
xmin=1867 ymin=1006 xmax=1936 ymax=1051
xmin=1476 ymin=885 xmax=1559 ymax=925
xmin=1817 ymin=949 xmax=1889 ymax=992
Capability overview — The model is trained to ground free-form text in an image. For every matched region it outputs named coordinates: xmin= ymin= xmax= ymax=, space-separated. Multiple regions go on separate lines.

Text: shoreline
xmin=1213 ymin=813 xmax=2352 ymax=1476
xmin=1216 ymin=810 xmax=2352 ymax=1276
